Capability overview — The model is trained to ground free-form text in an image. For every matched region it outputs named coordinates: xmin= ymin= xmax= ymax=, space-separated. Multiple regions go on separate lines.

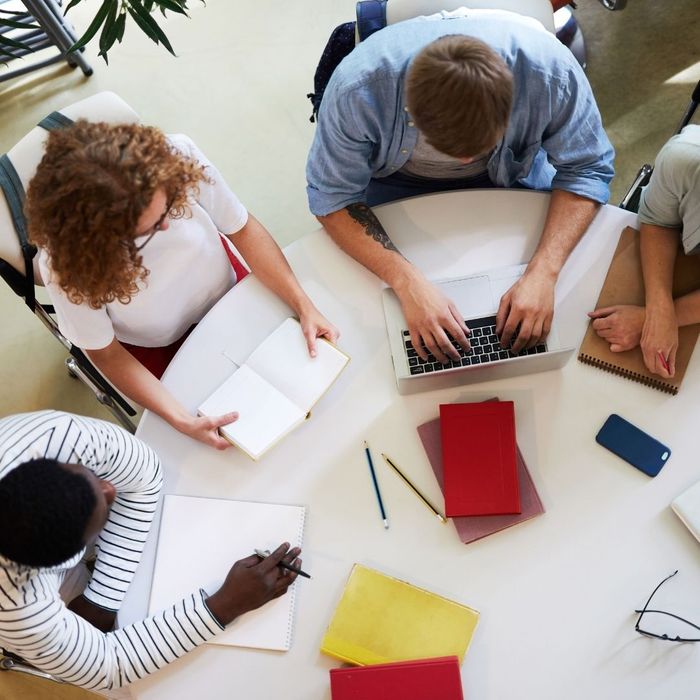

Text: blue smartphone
xmin=595 ymin=414 xmax=671 ymax=477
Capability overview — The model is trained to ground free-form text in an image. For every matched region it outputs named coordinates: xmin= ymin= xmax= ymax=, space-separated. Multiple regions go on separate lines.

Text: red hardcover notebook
xmin=329 ymin=656 xmax=463 ymax=700
xmin=440 ymin=402 xmax=520 ymax=516
xmin=418 ymin=405 xmax=544 ymax=544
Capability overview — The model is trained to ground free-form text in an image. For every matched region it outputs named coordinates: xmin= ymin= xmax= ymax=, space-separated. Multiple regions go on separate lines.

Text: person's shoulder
xmin=659 ymin=126 xmax=700 ymax=165
xmin=167 ymin=133 xmax=199 ymax=157
xmin=0 ymin=409 xmax=64 ymax=433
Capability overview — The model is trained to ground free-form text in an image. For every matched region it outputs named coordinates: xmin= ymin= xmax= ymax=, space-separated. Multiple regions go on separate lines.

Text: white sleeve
xmin=39 ymin=253 xmax=116 ymax=351
xmin=169 ymin=134 xmax=249 ymax=235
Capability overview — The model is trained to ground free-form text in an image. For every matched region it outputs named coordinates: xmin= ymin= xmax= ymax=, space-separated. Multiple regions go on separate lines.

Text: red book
xmin=329 ymin=656 xmax=463 ymax=700
xmin=440 ymin=402 xmax=520 ymax=516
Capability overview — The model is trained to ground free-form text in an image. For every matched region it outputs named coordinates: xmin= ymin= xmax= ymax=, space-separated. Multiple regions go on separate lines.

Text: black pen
xmin=254 ymin=549 xmax=311 ymax=579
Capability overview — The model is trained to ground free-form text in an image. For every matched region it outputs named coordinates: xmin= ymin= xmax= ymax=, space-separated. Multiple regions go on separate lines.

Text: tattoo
xmin=347 ymin=203 xmax=401 ymax=254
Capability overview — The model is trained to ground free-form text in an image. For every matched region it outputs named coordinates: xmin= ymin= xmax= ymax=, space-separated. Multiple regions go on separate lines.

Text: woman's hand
xmin=298 ymin=306 xmax=339 ymax=357
xmin=588 ymin=305 xmax=645 ymax=352
xmin=176 ymin=412 xmax=239 ymax=450
xmin=640 ymin=301 xmax=679 ymax=377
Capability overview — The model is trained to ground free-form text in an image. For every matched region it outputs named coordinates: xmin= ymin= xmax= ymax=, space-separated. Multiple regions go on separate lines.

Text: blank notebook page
xmin=198 ymin=364 xmax=305 ymax=459
xmin=149 ymin=495 xmax=306 ymax=651
xmin=246 ymin=317 xmax=348 ymax=410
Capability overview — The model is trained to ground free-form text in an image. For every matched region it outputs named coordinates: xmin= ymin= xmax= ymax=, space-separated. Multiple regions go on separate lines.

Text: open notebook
xmin=149 ymin=495 xmax=306 ymax=651
xmin=198 ymin=317 xmax=349 ymax=459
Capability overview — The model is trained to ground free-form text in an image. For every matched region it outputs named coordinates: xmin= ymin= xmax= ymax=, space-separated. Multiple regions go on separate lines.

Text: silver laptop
xmin=383 ymin=264 xmax=575 ymax=395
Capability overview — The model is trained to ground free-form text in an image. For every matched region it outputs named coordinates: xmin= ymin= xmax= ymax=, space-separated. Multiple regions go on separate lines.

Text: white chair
xmin=371 ymin=0 xmax=554 ymax=35
xmin=0 ymin=91 xmax=140 ymax=432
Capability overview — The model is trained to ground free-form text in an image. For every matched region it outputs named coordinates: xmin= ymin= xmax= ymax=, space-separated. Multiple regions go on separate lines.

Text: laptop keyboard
xmin=403 ymin=314 xmax=547 ymax=375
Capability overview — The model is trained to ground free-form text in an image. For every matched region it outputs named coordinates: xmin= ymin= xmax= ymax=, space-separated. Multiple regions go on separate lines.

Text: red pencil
xmin=657 ymin=351 xmax=671 ymax=374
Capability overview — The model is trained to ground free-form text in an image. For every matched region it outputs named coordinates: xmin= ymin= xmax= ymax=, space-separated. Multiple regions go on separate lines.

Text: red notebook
xmin=329 ymin=656 xmax=463 ymax=700
xmin=418 ymin=407 xmax=544 ymax=544
xmin=440 ymin=402 xmax=520 ymax=516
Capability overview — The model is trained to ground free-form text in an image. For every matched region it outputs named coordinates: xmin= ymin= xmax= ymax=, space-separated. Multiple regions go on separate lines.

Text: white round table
xmin=122 ymin=190 xmax=700 ymax=699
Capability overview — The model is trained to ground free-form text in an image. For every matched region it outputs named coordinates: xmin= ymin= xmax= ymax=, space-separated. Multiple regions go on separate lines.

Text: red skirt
xmin=122 ymin=236 xmax=249 ymax=379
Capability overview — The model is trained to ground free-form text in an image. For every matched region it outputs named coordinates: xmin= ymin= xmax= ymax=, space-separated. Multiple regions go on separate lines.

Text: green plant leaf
xmin=0 ymin=33 xmax=32 ymax=50
xmin=128 ymin=0 xmax=175 ymax=55
xmin=69 ymin=0 xmax=115 ymax=52
xmin=114 ymin=12 xmax=127 ymax=43
xmin=0 ymin=45 xmax=20 ymax=60
xmin=156 ymin=0 xmax=189 ymax=16
xmin=0 ymin=17 xmax=40 ymax=30
xmin=64 ymin=0 xmax=84 ymax=13
xmin=97 ymin=0 xmax=119 ymax=63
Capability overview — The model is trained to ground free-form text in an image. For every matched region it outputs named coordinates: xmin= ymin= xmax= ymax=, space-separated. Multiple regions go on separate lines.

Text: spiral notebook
xmin=148 ymin=495 xmax=306 ymax=651
xmin=578 ymin=226 xmax=700 ymax=395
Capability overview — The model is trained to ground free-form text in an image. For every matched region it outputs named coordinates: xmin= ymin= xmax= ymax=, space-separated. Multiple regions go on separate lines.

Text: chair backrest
xmin=0 ymin=91 xmax=140 ymax=285
xmin=358 ymin=0 xmax=555 ymax=40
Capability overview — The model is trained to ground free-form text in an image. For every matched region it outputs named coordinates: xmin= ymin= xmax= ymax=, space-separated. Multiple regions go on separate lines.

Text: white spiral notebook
xmin=148 ymin=495 xmax=306 ymax=651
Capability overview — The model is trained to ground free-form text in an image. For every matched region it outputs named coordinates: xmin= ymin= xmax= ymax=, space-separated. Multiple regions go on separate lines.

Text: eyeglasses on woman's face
xmin=133 ymin=190 xmax=173 ymax=252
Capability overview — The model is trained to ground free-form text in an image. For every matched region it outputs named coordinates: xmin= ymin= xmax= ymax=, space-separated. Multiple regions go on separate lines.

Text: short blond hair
xmin=405 ymin=35 xmax=513 ymax=158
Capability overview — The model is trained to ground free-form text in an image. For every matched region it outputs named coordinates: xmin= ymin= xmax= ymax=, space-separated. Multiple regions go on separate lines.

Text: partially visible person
xmin=306 ymin=12 xmax=613 ymax=361
xmin=26 ymin=121 xmax=338 ymax=449
xmin=0 ymin=410 xmax=301 ymax=691
xmin=589 ymin=125 xmax=700 ymax=378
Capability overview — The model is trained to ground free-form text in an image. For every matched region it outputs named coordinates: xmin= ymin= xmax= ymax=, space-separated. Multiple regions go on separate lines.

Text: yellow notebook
xmin=320 ymin=564 xmax=479 ymax=666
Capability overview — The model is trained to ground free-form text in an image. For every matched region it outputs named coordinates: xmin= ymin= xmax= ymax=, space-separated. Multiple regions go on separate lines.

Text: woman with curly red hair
xmin=26 ymin=120 xmax=338 ymax=449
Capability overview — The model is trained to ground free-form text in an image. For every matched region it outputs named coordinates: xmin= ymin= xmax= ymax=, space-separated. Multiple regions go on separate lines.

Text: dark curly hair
xmin=0 ymin=459 xmax=96 ymax=567
xmin=26 ymin=120 xmax=209 ymax=308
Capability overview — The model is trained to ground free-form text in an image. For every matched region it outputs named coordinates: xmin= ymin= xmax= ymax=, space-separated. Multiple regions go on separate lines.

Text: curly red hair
xmin=26 ymin=120 xmax=209 ymax=308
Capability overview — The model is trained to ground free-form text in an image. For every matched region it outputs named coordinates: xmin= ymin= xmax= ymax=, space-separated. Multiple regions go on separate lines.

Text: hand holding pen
xmin=255 ymin=549 xmax=311 ymax=579
xmin=205 ymin=542 xmax=302 ymax=627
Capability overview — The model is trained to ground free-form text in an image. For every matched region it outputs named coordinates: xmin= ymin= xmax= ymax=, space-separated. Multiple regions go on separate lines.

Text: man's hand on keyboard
xmin=396 ymin=276 xmax=470 ymax=363
xmin=496 ymin=269 xmax=555 ymax=354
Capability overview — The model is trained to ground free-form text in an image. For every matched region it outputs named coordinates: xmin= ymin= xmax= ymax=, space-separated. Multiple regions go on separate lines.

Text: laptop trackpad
xmin=437 ymin=275 xmax=494 ymax=318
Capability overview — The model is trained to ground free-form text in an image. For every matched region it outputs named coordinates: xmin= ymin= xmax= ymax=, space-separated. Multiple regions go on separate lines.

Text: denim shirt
xmin=306 ymin=15 xmax=614 ymax=216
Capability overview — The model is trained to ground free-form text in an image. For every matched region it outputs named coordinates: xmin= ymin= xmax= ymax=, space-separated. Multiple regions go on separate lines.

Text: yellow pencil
xmin=381 ymin=453 xmax=447 ymax=524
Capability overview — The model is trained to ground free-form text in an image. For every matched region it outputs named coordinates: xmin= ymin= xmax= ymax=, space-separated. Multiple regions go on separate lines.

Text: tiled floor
xmin=0 ymin=0 xmax=698 ymax=696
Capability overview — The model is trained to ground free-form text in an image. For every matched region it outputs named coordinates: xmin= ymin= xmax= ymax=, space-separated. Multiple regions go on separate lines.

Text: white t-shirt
xmin=38 ymin=134 xmax=249 ymax=350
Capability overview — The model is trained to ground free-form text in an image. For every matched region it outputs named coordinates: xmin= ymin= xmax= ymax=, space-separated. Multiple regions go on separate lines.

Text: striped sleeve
xmin=0 ymin=588 xmax=223 ymax=690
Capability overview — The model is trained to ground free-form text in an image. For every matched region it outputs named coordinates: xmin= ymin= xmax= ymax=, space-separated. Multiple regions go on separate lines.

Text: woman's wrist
xmin=292 ymin=294 xmax=316 ymax=319
xmin=166 ymin=406 xmax=196 ymax=434
xmin=645 ymin=294 xmax=675 ymax=318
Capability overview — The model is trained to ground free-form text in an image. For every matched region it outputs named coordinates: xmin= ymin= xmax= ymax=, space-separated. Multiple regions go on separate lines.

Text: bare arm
xmin=319 ymin=204 xmax=469 ymax=363
xmin=229 ymin=213 xmax=338 ymax=354
xmin=497 ymin=189 xmax=600 ymax=352
xmin=588 ymin=225 xmax=700 ymax=377
xmin=638 ymin=222 xmax=682 ymax=376
xmin=87 ymin=340 xmax=235 ymax=449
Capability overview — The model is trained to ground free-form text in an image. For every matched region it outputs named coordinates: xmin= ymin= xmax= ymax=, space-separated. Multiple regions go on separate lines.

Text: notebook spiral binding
xmin=578 ymin=354 xmax=678 ymax=395
xmin=286 ymin=506 xmax=307 ymax=649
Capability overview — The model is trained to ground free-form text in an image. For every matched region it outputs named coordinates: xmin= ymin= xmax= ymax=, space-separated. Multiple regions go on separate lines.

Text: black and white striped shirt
xmin=0 ymin=411 xmax=223 ymax=690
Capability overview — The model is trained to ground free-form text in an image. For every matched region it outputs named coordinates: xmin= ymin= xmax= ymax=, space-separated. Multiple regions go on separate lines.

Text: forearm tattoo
xmin=347 ymin=203 xmax=401 ymax=254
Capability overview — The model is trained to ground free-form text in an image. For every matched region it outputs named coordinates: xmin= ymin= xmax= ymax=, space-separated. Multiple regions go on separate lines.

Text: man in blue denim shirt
xmin=306 ymin=12 xmax=614 ymax=360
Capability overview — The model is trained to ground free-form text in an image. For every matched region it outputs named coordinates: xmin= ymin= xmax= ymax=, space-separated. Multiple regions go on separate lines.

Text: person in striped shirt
xmin=0 ymin=410 xmax=301 ymax=692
